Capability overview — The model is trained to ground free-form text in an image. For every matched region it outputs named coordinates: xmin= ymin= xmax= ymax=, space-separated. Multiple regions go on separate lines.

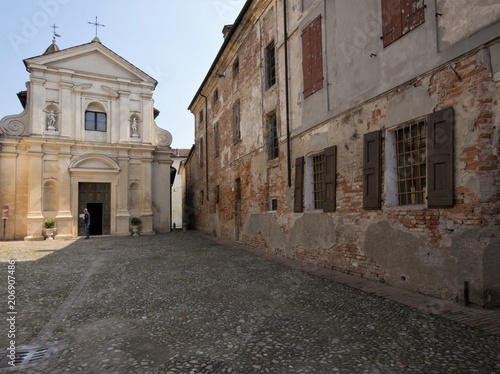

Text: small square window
xmin=271 ymin=198 xmax=278 ymax=211
xmin=85 ymin=111 xmax=107 ymax=132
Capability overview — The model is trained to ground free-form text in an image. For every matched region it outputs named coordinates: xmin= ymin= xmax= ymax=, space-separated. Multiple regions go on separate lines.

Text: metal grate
xmin=0 ymin=346 xmax=53 ymax=368
xmin=312 ymin=153 xmax=325 ymax=209
xmin=395 ymin=120 xmax=427 ymax=205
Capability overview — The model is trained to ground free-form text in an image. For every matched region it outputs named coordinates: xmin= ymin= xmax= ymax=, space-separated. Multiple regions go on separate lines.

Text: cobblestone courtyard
xmin=0 ymin=232 xmax=499 ymax=373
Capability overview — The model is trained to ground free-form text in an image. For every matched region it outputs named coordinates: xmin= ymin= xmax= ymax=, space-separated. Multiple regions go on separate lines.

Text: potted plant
xmin=130 ymin=216 xmax=141 ymax=236
xmin=43 ymin=219 xmax=57 ymax=240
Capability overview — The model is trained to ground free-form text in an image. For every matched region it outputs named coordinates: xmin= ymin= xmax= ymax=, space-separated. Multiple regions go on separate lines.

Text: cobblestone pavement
xmin=0 ymin=231 xmax=499 ymax=373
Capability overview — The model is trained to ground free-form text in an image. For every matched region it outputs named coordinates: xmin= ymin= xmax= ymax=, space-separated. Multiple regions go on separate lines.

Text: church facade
xmin=0 ymin=37 xmax=173 ymax=240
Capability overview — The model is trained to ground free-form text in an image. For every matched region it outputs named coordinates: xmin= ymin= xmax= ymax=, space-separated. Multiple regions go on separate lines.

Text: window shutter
xmin=402 ymin=0 xmax=425 ymax=34
xmin=381 ymin=0 xmax=403 ymax=47
xmin=310 ymin=16 xmax=323 ymax=94
xmin=294 ymin=157 xmax=304 ymax=213
xmin=323 ymin=146 xmax=337 ymax=212
xmin=427 ymin=107 xmax=454 ymax=208
xmin=301 ymin=25 xmax=312 ymax=98
xmin=363 ymin=131 xmax=382 ymax=209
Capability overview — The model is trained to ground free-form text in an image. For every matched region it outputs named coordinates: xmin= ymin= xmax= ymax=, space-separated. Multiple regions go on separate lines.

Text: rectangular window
xmin=301 ymin=15 xmax=323 ymax=98
xmin=199 ymin=110 xmax=204 ymax=124
xmin=214 ymin=122 xmax=219 ymax=158
xmin=395 ymin=121 xmax=427 ymax=205
xmin=215 ymin=185 xmax=220 ymax=205
xmin=381 ymin=0 xmax=425 ymax=47
xmin=199 ymin=137 xmax=204 ymax=167
xmin=265 ymin=41 xmax=276 ymax=89
xmin=233 ymin=58 xmax=239 ymax=77
xmin=233 ymin=99 xmax=241 ymax=144
xmin=312 ymin=153 xmax=325 ymax=209
xmin=384 ymin=107 xmax=454 ymax=208
xmin=270 ymin=198 xmax=278 ymax=211
xmin=267 ymin=113 xmax=279 ymax=160
xmin=85 ymin=111 xmax=107 ymax=132
xmin=295 ymin=146 xmax=337 ymax=213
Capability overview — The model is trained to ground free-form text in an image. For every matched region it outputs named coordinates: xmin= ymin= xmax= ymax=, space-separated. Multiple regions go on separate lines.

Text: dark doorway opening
xmin=78 ymin=182 xmax=111 ymax=236
xmin=87 ymin=203 xmax=103 ymax=235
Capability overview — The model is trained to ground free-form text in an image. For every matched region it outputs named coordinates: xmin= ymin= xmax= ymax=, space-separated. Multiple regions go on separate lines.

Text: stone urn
xmin=130 ymin=217 xmax=141 ymax=236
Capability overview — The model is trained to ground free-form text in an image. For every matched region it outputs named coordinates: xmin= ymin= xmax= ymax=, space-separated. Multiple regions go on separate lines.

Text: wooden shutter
xmin=294 ymin=157 xmax=304 ymax=213
xmin=310 ymin=16 xmax=323 ymax=95
xmin=363 ymin=131 xmax=382 ymax=209
xmin=427 ymin=107 xmax=454 ymax=208
xmin=402 ymin=0 xmax=425 ymax=34
xmin=302 ymin=15 xmax=323 ymax=98
xmin=381 ymin=0 xmax=402 ymax=47
xmin=323 ymin=146 xmax=337 ymax=212
xmin=301 ymin=24 xmax=312 ymax=98
xmin=382 ymin=0 xmax=424 ymax=47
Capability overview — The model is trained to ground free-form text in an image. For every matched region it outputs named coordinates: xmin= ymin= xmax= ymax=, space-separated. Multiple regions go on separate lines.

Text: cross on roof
xmin=88 ymin=16 xmax=105 ymax=37
xmin=51 ymin=23 xmax=61 ymax=38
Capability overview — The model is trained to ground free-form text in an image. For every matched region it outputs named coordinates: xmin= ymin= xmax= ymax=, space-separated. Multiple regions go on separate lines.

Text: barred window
xmin=267 ymin=113 xmax=279 ymax=160
xmin=233 ymin=99 xmax=241 ymax=144
xmin=312 ymin=153 xmax=325 ymax=209
xmin=265 ymin=41 xmax=276 ymax=89
xmin=395 ymin=121 xmax=427 ymax=205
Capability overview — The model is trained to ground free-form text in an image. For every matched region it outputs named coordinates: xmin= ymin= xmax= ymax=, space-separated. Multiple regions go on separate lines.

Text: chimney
xmin=222 ymin=24 xmax=233 ymax=38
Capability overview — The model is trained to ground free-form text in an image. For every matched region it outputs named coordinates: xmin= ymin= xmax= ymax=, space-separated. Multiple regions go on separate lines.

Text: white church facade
xmin=0 ymin=37 xmax=173 ymax=240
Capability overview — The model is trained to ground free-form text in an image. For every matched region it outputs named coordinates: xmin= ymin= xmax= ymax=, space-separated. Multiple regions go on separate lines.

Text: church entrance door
xmin=78 ymin=182 xmax=111 ymax=236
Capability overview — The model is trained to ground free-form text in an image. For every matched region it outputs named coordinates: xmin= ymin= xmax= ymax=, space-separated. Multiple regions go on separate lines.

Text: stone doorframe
xmin=69 ymin=154 xmax=120 ymax=238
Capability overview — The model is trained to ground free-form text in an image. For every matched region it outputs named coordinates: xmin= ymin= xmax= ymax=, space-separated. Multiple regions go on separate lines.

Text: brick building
xmin=187 ymin=0 xmax=500 ymax=307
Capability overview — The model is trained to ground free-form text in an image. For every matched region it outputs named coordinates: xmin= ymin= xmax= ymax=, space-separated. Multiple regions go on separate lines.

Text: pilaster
xmin=24 ymin=143 xmax=44 ymax=240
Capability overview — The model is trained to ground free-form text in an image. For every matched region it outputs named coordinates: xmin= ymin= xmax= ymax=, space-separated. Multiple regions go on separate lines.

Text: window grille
xmin=395 ymin=120 xmax=427 ymax=205
xmin=267 ymin=114 xmax=279 ymax=160
xmin=265 ymin=41 xmax=276 ymax=89
xmin=312 ymin=153 xmax=325 ymax=209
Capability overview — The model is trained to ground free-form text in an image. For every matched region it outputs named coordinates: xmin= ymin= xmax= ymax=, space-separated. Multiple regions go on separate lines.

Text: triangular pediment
xmin=24 ymin=41 xmax=156 ymax=85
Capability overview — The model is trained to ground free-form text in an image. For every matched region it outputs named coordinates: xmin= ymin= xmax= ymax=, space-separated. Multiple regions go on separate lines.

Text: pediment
xmin=24 ymin=41 xmax=156 ymax=85
xmin=69 ymin=154 xmax=120 ymax=173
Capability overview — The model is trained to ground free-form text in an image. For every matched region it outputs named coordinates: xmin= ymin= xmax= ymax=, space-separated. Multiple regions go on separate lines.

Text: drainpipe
xmin=200 ymin=94 xmax=209 ymax=201
xmin=283 ymin=0 xmax=292 ymax=187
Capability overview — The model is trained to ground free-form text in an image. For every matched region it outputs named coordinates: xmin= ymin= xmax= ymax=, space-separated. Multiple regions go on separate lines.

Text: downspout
xmin=283 ymin=0 xmax=292 ymax=187
xmin=200 ymin=94 xmax=209 ymax=201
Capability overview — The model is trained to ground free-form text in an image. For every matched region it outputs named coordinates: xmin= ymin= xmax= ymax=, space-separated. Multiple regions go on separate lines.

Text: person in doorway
xmin=83 ymin=208 xmax=90 ymax=239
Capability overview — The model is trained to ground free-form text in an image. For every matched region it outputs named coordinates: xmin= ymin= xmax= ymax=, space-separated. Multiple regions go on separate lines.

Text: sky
xmin=0 ymin=0 xmax=246 ymax=149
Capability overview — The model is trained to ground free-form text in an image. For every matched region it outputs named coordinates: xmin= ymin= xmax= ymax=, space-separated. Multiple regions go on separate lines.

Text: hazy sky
xmin=0 ymin=0 xmax=246 ymax=149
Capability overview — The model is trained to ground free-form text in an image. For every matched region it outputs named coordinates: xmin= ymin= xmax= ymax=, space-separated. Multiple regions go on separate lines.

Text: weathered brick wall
xmin=186 ymin=0 xmax=499 ymax=307
xmin=242 ymin=46 xmax=499 ymax=306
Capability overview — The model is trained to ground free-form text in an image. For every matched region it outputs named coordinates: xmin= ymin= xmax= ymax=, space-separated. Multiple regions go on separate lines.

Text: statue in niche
xmin=44 ymin=109 xmax=58 ymax=131
xmin=131 ymin=117 xmax=140 ymax=138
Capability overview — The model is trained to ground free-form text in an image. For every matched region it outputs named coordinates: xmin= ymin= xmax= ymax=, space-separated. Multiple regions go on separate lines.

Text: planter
xmin=131 ymin=225 xmax=140 ymax=236
xmin=44 ymin=228 xmax=57 ymax=240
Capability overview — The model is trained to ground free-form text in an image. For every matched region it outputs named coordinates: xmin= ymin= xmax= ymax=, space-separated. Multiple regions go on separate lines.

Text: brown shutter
xmin=294 ymin=157 xmax=304 ymax=213
xmin=427 ymin=107 xmax=454 ymax=208
xmin=363 ymin=131 xmax=382 ymax=209
xmin=310 ymin=16 xmax=323 ymax=94
xmin=301 ymin=25 xmax=312 ymax=98
xmin=323 ymin=146 xmax=337 ymax=212
xmin=381 ymin=0 xmax=403 ymax=47
xmin=402 ymin=0 xmax=425 ymax=34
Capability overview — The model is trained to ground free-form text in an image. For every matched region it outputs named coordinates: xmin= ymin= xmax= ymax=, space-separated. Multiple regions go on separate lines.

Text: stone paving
xmin=0 ymin=231 xmax=498 ymax=373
